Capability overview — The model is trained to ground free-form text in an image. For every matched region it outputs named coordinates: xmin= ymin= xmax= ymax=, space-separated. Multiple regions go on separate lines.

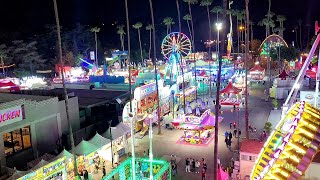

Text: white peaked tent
xmin=30 ymin=159 xmax=48 ymax=171
xmin=7 ymin=170 xmax=30 ymax=180
xmin=102 ymin=122 xmax=130 ymax=140
xmin=88 ymin=132 xmax=111 ymax=148
xmin=49 ymin=149 xmax=73 ymax=163
xmin=72 ymin=140 xmax=99 ymax=156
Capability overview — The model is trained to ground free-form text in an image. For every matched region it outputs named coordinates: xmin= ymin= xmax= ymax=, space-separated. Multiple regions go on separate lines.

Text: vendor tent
xmin=7 ymin=170 xmax=29 ymax=180
xmin=219 ymin=82 xmax=241 ymax=94
xmin=250 ymin=64 xmax=265 ymax=72
xmin=30 ymin=159 xmax=48 ymax=171
xmin=27 ymin=153 xmax=55 ymax=168
xmin=278 ymin=69 xmax=289 ymax=79
xmin=306 ymin=65 xmax=317 ymax=79
xmin=198 ymin=70 xmax=208 ymax=77
xmin=88 ymin=132 xmax=111 ymax=148
xmin=218 ymin=166 xmax=229 ymax=180
xmin=72 ymin=140 xmax=99 ymax=155
xmin=49 ymin=149 xmax=73 ymax=163
xmin=103 ymin=122 xmax=130 ymax=140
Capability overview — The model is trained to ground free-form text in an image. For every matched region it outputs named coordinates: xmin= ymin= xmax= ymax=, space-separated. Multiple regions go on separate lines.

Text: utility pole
xmin=0 ymin=55 xmax=4 ymax=75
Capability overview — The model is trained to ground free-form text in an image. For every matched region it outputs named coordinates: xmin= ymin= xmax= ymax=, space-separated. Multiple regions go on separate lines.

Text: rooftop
xmin=240 ymin=139 xmax=264 ymax=155
xmin=16 ymin=88 xmax=129 ymax=108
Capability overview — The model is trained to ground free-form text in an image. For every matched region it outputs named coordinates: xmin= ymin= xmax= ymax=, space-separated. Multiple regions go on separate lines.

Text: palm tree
xmin=267 ymin=0 xmax=272 ymax=36
xmin=163 ymin=17 xmax=175 ymax=34
xmin=200 ymin=0 xmax=213 ymax=97
xmin=0 ymin=44 xmax=9 ymax=75
xmin=183 ymin=0 xmax=198 ymax=50
xmin=234 ymin=10 xmax=241 ymax=53
xmin=294 ymin=26 xmax=299 ymax=49
xmin=116 ymin=25 xmax=126 ymax=51
xmin=183 ymin=14 xmax=193 ymax=38
xmin=213 ymin=1 xmax=227 ymax=178
xmin=245 ymin=0 xmax=250 ymax=140
xmin=90 ymin=27 xmax=100 ymax=66
xmin=148 ymin=0 xmax=161 ymax=135
xmin=211 ymin=6 xmax=223 ymax=22
xmin=298 ymin=19 xmax=303 ymax=51
xmin=146 ymin=24 xmax=153 ymax=59
xmin=133 ymin=22 xmax=144 ymax=63
xmin=276 ymin=15 xmax=286 ymax=37
xmin=52 ymin=0 xmax=78 ymax=177
xmin=249 ymin=20 xmax=254 ymax=43
xmin=176 ymin=0 xmax=182 ymax=33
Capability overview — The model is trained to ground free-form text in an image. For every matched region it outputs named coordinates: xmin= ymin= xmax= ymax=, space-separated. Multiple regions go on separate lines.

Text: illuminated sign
xmin=134 ymin=82 xmax=156 ymax=101
xmin=0 ymin=105 xmax=24 ymax=126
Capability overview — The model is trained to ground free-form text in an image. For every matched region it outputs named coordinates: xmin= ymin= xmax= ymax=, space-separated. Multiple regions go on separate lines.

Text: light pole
xmin=216 ymin=22 xmax=223 ymax=63
xmin=149 ymin=113 xmax=153 ymax=180
xmin=128 ymin=113 xmax=136 ymax=180
xmin=91 ymin=27 xmax=100 ymax=67
xmin=108 ymin=120 xmax=114 ymax=169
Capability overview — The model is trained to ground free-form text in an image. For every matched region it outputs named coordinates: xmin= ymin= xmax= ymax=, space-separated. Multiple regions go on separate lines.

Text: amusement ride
xmin=250 ymin=22 xmax=320 ymax=180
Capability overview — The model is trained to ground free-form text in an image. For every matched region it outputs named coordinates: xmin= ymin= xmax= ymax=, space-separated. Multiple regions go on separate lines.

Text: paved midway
xmin=126 ymin=82 xmax=274 ymax=180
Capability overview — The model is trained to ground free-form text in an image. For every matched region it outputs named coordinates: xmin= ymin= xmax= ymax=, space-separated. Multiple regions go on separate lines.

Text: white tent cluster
xmin=7 ymin=122 xmax=130 ymax=179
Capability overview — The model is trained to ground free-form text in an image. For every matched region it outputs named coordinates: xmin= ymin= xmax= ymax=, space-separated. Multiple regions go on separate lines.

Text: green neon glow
xmin=103 ymin=158 xmax=171 ymax=180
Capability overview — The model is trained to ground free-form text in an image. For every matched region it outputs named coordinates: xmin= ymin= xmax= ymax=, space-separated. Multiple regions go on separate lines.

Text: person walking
xmin=195 ymin=160 xmax=200 ymax=173
xmin=192 ymin=159 xmax=196 ymax=172
xmin=228 ymin=138 xmax=232 ymax=149
xmin=229 ymin=132 xmax=233 ymax=140
xmin=185 ymin=158 xmax=191 ymax=172
xmin=201 ymin=169 xmax=206 ymax=180
xmin=225 ymin=137 xmax=228 ymax=147
xmin=203 ymin=162 xmax=207 ymax=172
xmin=230 ymin=122 xmax=233 ymax=129
xmin=233 ymin=129 xmax=237 ymax=137
xmin=143 ymin=151 xmax=147 ymax=157
xmin=238 ymin=129 xmax=242 ymax=137
xmin=233 ymin=121 xmax=236 ymax=129
xmin=225 ymin=131 xmax=229 ymax=139
xmin=102 ymin=166 xmax=106 ymax=177
xmin=172 ymin=164 xmax=177 ymax=176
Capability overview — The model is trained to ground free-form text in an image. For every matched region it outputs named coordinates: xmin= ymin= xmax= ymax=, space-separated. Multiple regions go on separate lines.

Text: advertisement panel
xmin=0 ymin=105 xmax=24 ymax=127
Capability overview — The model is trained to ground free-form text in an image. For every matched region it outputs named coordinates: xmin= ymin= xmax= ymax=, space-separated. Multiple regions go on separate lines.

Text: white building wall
xmin=303 ymin=162 xmax=320 ymax=180
xmin=239 ymin=152 xmax=258 ymax=179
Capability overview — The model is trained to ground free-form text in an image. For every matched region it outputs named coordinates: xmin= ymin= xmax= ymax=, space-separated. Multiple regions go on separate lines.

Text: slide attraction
xmin=251 ymin=22 xmax=320 ymax=180
xmin=250 ymin=101 xmax=320 ymax=179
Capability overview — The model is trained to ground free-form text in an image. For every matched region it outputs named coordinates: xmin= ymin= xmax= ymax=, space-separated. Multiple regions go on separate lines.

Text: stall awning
xmin=250 ymin=64 xmax=265 ymax=72
xmin=72 ymin=140 xmax=99 ymax=156
xmin=278 ymin=69 xmax=289 ymax=79
xmin=27 ymin=153 xmax=55 ymax=168
xmin=198 ymin=70 xmax=208 ymax=77
xmin=88 ymin=133 xmax=111 ymax=148
xmin=30 ymin=159 xmax=48 ymax=171
xmin=7 ymin=170 xmax=29 ymax=180
xmin=49 ymin=149 xmax=73 ymax=163
xmin=103 ymin=122 xmax=130 ymax=140
xmin=219 ymin=82 xmax=242 ymax=94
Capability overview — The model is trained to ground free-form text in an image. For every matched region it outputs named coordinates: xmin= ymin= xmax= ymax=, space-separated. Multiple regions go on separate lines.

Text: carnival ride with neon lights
xmin=172 ymin=109 xmax=223 ymax=145
xmin=250 ymin=22 xmax=320 ymax=180
xmin=161 ymin=32 xmax=191 ymax=81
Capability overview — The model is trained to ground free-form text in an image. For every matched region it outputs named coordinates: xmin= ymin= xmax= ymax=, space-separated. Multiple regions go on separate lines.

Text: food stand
xmin=250 ymin=64 xmax=265 ymax=81
xmin=219 ymin=82 xmax=242 ymax=106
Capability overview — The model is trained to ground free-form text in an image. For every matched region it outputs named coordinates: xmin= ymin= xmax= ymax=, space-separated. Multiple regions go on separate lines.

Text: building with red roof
xmin=239 ymin=139 xmax=264 ymax=179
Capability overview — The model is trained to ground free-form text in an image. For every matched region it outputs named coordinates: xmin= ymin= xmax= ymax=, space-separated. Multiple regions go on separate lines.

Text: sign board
xmin=0 ymin=105 xmax=25 ymax=127
xmin=134 ymin=82 xmax=157 ymax=101
xmin=90 ymin=51 xmax=95 ymax=60
xmin=300 ymin=91 xmax=320 ymax=107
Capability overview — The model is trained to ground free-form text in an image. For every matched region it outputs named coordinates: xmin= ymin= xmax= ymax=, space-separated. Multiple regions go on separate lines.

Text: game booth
xmin=249 ymin=64 xmax=265 ymax=81
xmin=219 ymin=82 xmax=243 ymax=106
xmin=103 ymin=157 xmax=171 ymax=180
xmin=172 ymin=109 xmax=223 ymax=146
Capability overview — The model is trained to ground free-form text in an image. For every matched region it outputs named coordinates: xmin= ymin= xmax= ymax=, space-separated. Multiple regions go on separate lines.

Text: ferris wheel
xmin=161 ymin=32 xmax=192 ymax=60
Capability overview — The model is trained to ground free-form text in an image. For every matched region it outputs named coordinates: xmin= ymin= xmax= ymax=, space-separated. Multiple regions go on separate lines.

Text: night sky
xmin=0 ymin=0 xmax=319 ymax=50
